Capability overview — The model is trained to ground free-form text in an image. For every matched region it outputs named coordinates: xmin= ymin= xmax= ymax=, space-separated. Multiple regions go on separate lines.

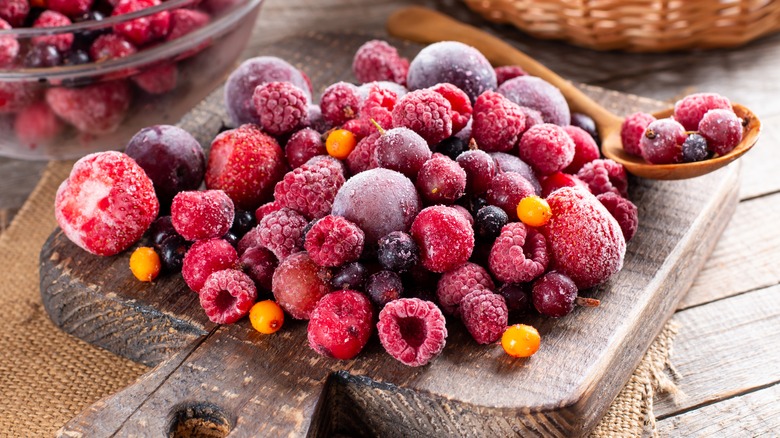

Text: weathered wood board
xmin=40 ymin=33 xmax=741 ymax=437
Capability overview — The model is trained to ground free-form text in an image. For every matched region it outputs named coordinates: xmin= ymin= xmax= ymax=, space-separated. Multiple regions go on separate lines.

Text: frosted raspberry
xmin=457 ymin=149 xmax=497 ymax=195
xmin=429 ymin=83 xmax=472 ymax=134
xmin=308 ymin=290 xmax=374 ymax=360
xmin=257 ymin=207 xmax=307 ymax=262
xmin=620 ymin=112 xmax=655 ymax=157
xmin=541 ymin=187 xmax=626 ymax=289
xmin=461 ymin=290 xmax=508 ymax=344
xmin=111 ymin=0 xmax=171 ymax=46
xmin=377 ymin=298 xmax=447 ymax=367
xmin=132 ymin=63 xmax=178 ymax=94
xmin=597 ymin=192 xmax=638 ymax=242
xmin=0 ymin=0 xmax=28 ymax=27
xmin=274 ymin=159 xmax=346 ymax=220
xmin=487 ymin=172 xmax=536 ymax=221
xmin=90 ymin=34 xmax=138 ymax=62
xmin=253 ymin=81 xmax=309 ymax=137
xmin=359 ymin=82 xmax=397 ymax=130
xmin=576 ymin=159 xmax=628 ymax=197
xmin=353 ymin=40 xmax=409 ymax=85
xmin=489 ymin=222 xmax=549 ymax=284
xmin=239 ymin=246 xmax=277 ymax=292
xmin=498 ymin=76 xmax=570 ymax=126
xmin=304 ymin=215 xmax=365 ymax=267
xmin=640 ymin=118 xmax=686 ymax=164
xmin=285 ymin=128 xmax=325 ymax=168
xmin=416 ymin=153 xmax=467 ymax=204
xmin=698 ymin=108 xmax=743 ymax=156
xmin=472 ymin=91 xmax=526 ymax=152
xmin=562 ymin=125 xmax=600 ymax=173
xmin=171 ymin=190 xmax=235 ymax=241
xmin=410 ymin=205 xmax=474 ymax=273
xmin=182 ymin=239 xmax=238 ymax=293
xmin=361 ymin=81 xmax=408 ymax=99
xmin=494 ymin=65 xmax=527 ymax=85
xmin=206 ymin=124 xmax=286 ymax=210
xmin=346 ymin=132 xmax=380 ymax=175
xmin=673 ymin=92 xmax=731 ymax=131
xmin=392 ymin=89 xmax=452 ymax=146
xmin=0 ymin=19 xmax=18 ymax=67
xmin=305 ymin=155 xmax=346 ymax=177
xmin=166 ymin=9 xmax=210 ymax=41
xmin=48 ymin=0 xmax=93 ymax=18
xmin=46 ymin=81 xmax=132 ymax=134
xmin=200 ymin=269 xmax=257 ymax=324
xmin=272 ymin=252 xmax=333 ymax=320
xmin=55 ymin=152 xmax=159 ymax=256
xmin=406 ymin=41 xmax=496 ymax=103
xmin=519 ymin=123 xmax=576 ymax=176
xmin=540 ymin=172 xmax=589 ymax=198
xmin=32 ymin=11 xmax=74 ymax=53
xmin=14 ymin=101 xmax=64 ymax=148
xmin=319 ymin=82 xmax=360 ymax=127
xmin=342 ymin=117 xmax=371 ymax=140
xmin=436 ymin=262 xmax=495 ymax=316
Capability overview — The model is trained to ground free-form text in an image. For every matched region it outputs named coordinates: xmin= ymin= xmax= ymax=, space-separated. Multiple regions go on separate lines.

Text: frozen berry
xmin=182 ymin=238 xmax=238 ymax=293
xmin=308 ymin=290 xmax=374 ymax=360
xmin=640 ymin=118 xmax=686 ymax=164
xmin=230 ymin=209 xmax=256 ymax=238
xmin=331 ymin=262 xmax=367 ymax=290
xmin=456 ymin=149 xmax=497 ymax=196
xmin=306 ymin=105 xmax=330 ymax=133
xmin=253 ymin=81 xmax=309 ymax=137
xmin=576 ymin=159 xmax=628 ymax=197
xmin=416 ymin=153 xmax=467 ymax=204
xmin=498 ymin=76 xmax=570 ymax=126
xmin=254 ymin=201 xmax=282 ymax=224
xmin=55 ymin=152 xmax=159 ymax=256
xmin=0 ymin=81 xmax=37 ymax=114
xmin=24 ymin=44 xmax=62 ymax=68
xmin=570 ymin=112 xmax=600 ymax=144
xmin=475 ymin=205 xmax=508 ymax=241
xmin=159 ymin=234 xmax=188 ymax=272
xmin=90 ymin=34 xmax=137 ymax=62
xmin=129 ymin=247 xmax=160 ymax=282
xmin=132 ymin=63 xmax=178 ymax=95
xmin=494 ymin=65 xmax=527 ymax=85
xmin=391 ymin=88 xmax=452 ymax=146
xmin=46 ymin=0 xmax=93 ymax=18
xmin=362 ymin=80 xmax=408 ymax=99
xmin=620 ymin=112 xmax=655 ymax=157
xmin=517 ymin=195 xmax=552 ymax=227
xmin=14 ymin=101 xmax=64 ymax=148
xmin=32 ymin=11 xmax=74 ymax=53
xmin=489 ymin=222 xmax=548 ymax=284
xmin=0 ymin=18 xmax=18 ymax=67
xmin=353 ymin=39 xmax=409 ymax=85
xmin=256 ymin=207 xmax=307 ymax=262
xmin=367 ymin=270 xmax=404 ymax=307
xmin=519 ymin=106 xmax=545 ymax=131
xmin=286 ymin=128 xmax=325 ymax=169
xmin=463 ymin=195 xmax=488 ymax=217
xmin=519 ymin=123 xmax=576 ymax=176
xmin=497 ymin=283 xmax=532 ymax=314
xmin=673 ymin=92 xmax=731 ymax=131
xmin=111 ymin=0 xmax=171 ymax=46
xmin=410 ymin=205 xmax=474 ymax=273
xmin=436 ymin=262 xmax=494 ymax=316
xmin=358 ymin=82 xmax=397 ymax=131
xmin=274 ymin=159 xmax=346 ymax=220
xmin=171 ymin=190 xmax=235 ymax=241
xmin=240 ymin=246 xmax=277 ymax=292
xmin=166 ymin=8 xmax=210 ymax=41
xmin=326 ymin=128 xmax=358 ymax=160
xmin=429 ymin=82 xmax=473 ymax=134
xmin=435 ymin=136 xmax=468 ymax=160
xmin=377 ymin=231 xmax=419 ymax=272
xmin=46 ymin=81 xmax=131 ymax=134
xmin=472 ymin=91 xmax=526 ymax=152
xmin=406 ymin=41 xmax=496 ymax=103
xmin=681 ymin=133 xmax=711 ymax=162
xmin=64 ymin=49 xmax=91 ymax=66
xmin=319 ymin=81 xmax=360 ymax=127
xmin=461 ymin=291 xmax=508 ymax=344
xmin=540 ymin=172 xmax=589 ymax=198
xmin=451 ymin=204 xmax=473 ymax=226
xmin=489 ymin=152 xmax=541 ymax=195
xmin=249 ymin=300 xmax=284 ymax=334
xmin=487 ymin=172 xmax=536 ymax=221
xmin=148 ymin=216 xmax=177 ymax=247
xmin=562 ymin=125 xmax=600 ymax=174
xmin=532 ymin=271 xmax=577 ymax=318
xmin=272 ymin=252 xmax=332 ymax=320
xmin=0 ymin=0 xmax=28 ymax=27
xmin=501 ymin=324 xmax=540 ymax=358
xmin=200 ymin=269 xmax=257 ymax=324
xmin=596 ymin=192 xmax=638 ymax=242
xmin=375 ymin=127 xmax=432 ymax=178
xmin=304 ymin=215 xmax=365 ymax=267
xmin=698 ymin=108 xmax=743 ymax=156
xmin=377 ymin=298 xmax=447 ymax=367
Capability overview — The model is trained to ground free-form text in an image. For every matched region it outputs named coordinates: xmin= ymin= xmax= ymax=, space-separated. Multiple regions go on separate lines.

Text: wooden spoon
xmin=386 ymin=6 xmax=761 ymax=180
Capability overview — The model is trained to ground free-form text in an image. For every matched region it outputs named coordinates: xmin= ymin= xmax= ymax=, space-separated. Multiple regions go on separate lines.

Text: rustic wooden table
xmin=2 ymin=0 xmax=779 ymax=435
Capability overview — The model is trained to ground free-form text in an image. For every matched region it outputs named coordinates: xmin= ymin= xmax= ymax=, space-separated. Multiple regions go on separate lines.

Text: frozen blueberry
xmin=681 ymin=133 xmax=711 ymax=163
xmin=475 ymin=205 xmax=508 ymax=241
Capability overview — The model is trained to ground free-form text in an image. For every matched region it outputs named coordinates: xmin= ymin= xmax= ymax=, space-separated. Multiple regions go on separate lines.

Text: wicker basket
xmin=463 ymin=0 xmax=780 ymax=52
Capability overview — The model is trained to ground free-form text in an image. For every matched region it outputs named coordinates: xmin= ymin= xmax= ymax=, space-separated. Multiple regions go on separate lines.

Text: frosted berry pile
xmin=55 ymin=39 xmax=657 ymax=366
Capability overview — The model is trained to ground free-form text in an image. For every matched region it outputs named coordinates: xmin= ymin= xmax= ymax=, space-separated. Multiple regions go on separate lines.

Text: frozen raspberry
xmin=461 ymin=291 xmax=508 ymax=344
xmin=308 ymin=290 xmax=374 ymax=360
xmin=304 ymin=215 xmax=365 ymax=267
xmin=472 ymin=91 xmax=526 ymax=152
xmin=410 ymin=205 xmax=474 ymax=273
xmin=353 ymin=40 xmax=409 ymax=85
xmin=597 ymin=192 xmax=638 ymax=242
xmin=32 ymin=11 xmax=74 ymax=53
xmin=89 ymin=34 xmax=138 ymax=62
xmin=392 ymin=89 xmax=452 ymax=146
xmin=436 ymin=262 xmax=495 ymax=316
xmin=497 ymin=283 xmax=532 ymax=314
xmin=361 ymin=81 xmax=408 ymax=99
xmin=416 ymin=153 xmax=466 ymax=204
xmin=182 ymin=239 xmax=238 ymax=292
xmin=346 ymin=132 xmax=381 ymax=175
xmin=319 ymin=82 xmax=360 ymax=127
xmin=487 ymin=172 xmax=536 ymax=221
xmin=375 ymin=127 xmax=431 ymax=178
xmin=171 ymin=190 xmax=235 ymax=241
xmin=272 ymin=252 xmax=332 ymax=320
xmin=224 ymin=56 xmax=311 ymax=126
xmin=367 ymin=270 xmax=403 ymax=307
xmin=342 ymin=117 xmax=372 ymax=140
xmin=498 ymin=76 xmax=570 ymax=126
xmin=46 ymin=81 xmax=132 ymax=134
xmin=132 ymin=63 xmax=178 ymax=95
xmin=55 ymin=152 xmax=159 ymax=256
xmin=111 ymin=0 xmax=171 ymax=46
xmin=698 ymin=108 xmax=743 ymax=156
xmin=540 ymin=172 xmax=589 ymax=198
xmin=0 ymin=19 xmax=18 ymax=67
xmin=14 ymin=101 xmax=64 ymax=148
xmin=681 ymin=133 xmax=711 ymax=163
xmin=206 ymin=124 xmax=286 ymax=210
xmin=358 ymin=82 xmax=397 ymax=130
xmin=305 ymin=154 xmax=347 ymax=177
xmin=640 ymin=118 xmax=686 ymax=164
xmin=541 ymin=187 xmax=626 ymax=289
xmin=562 ymin=125 xmax=600 ymax=173
xmin=576 ymin=159 xmax=628 ymax=197
xmin=252 ymin=81 xmax=309 ymax=137
xmin=254 ymin=201 xmax=282 ymax=224
xmin=48 ymin=0 xmax=93 ymax=18
xmin=455 ymin=150 xmax=496 ymax=196
xmin=166 ymin=9 xmax=210 ymax=41
xmin=489 ymin=152 xmax=542 ymax=195
xmin=519 ymin=123 xmax=576 ymax=176
xmin=489 ymin=222 xmax=549 ymax=284
xmin=407 ymin=41 xmax=496 ymax=103
xmin=494 ymin=65 xmax=527 ymax=85
xmin=285 ymin=128 xmax=325 ymax=168
xmin=620 ymin=112 xmax=655 ymax=157
xmin=673 ymin=92 xmax=731 ymax=131
xmin=240 ymin=246 xmax=277 ymax=292
xmin=532 ymin=271 xmax=577 ymax=318
xmin=256 ymin=207 xmax=307 ymax=262
xmin=199 ymin=269 xmax=257 ymax=324
xmin=377 ymin=298 xmax=447 ymax=367
xmin=274 ymin=159 xmax=346 ymax=220
xmin=332 ymin=168 xmax=421 ymax=244
xmin=0 ymin=0 xmax=28 ymax=27
xmin=429 ymin=83 xmax=472 ymax=134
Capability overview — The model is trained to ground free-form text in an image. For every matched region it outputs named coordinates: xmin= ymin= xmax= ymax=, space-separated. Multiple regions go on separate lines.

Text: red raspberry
xmin=0 ymin=19 xmax=19 ymax=67
xmin=487 ymin=171 xmax=536 ymax=221
xmin=319 ymin=81 xmax=360 ymax=127
xmin=256 ymin=207 xmax=307 ymax=262
xmin=90 ymin=34 xmax=138 ymax=62
xmin=132 ymin=63 xmax=178 ymax=95
xmin=353 ymin=40 xmax=409 ymax=85
xmin=673 ymin=92 xmax=731 ymax=131
xmin=620 ymin=112 xmax=655 ymax=157
xmin=597 ymin=192 xmax=638 ymax=242
xmin=0 ymin=0 xmax=28 ymax=27
xmin=576 ymin=159 xmax=628 ymax=197
xmin=562 ymin=125 xmax=600 ymax=174
xmin=540 ymin=172 xmax=589 ymax=198
xmin=182 ymin=238 xmax=238 ymax=293
xmin=171 ymin=190 xmax=235 ymax=241
xmin=199 ymin=269 xmax=257 ymax=324
xmin=436 ymin=262 xmax=495 ymax=316
xmin=346 ymin=131 xmax=380 ymax=175
xmin=489 ymin=222 xmax=549 ymax=284
xmin=308 ymin=290 xmax=374 ymax=360
xmin=31 ymin=11 xmax=74 ymax=53
xmin=46 ymin=81 xmax=132 ymax=134
xmin=472 ymin=91 xmax=526 ymax=152
xmin=166 ymin=9 xmax=210 ymax=41
xmin=206 ymin=124 xmax=286 ymax=210
xmin=272 ymin=252 xmax=333 ymax=320
xmin=460 ymin=290 xmax=508 ymax=344
xmin=541 ymin=187 xmax=626 ymax=289
xmin=112 ymin=0 xmax=171 ymax=46
xmin=14 ymin=101 xmax=64 ymax=149
xmin=698 ymin=108 xmax=743 ymax=156
xmin=239 ymin=246 xmax=277 ymax=292
xmin=285 ymin=128 xmax=325 ymax=169
xmin=359 ymin=82 xmax=397 ymax=131
xmin=254 ymin=201 xmax=282 ymax=223
xmin=55 ymin=151 xmax=159 ymax=256
xmin=47 ymin=0 xmax=94 ymax=18
xmin=519 ymin=123 xmax=576 ymax=176
xmin=494 ymin=65 xmax=527 ymax=86
xmin=410 ymin=205 xmax=474 ymax=273
xmin=392 ymin=89 xmax=452 ymax=146
xmin=377 ymin=298 xmax=447 ymax=367
xmin=304 ymin=215 xmax=365 ymax=267
xmin=0 ymin=81 xmax=38 ymax=114
xmin=274 ymin=159 xmax=346 ymax=220
xmin=252 ymin=81 xmax=309 ymax=137
xmin=428 ymin=82 xmax=472 ymax=134
xmin=416 ymin=153 xmax=467 ymax=204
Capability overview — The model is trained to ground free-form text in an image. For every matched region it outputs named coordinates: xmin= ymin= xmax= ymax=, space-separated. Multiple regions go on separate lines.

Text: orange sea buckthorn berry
xmin=129 ymin=247 xmax=161 ymax=282
xmin=501 ymin=324 xmax=541 ymax=358
xmin=326 ymin=128 xmax=357 ymax=160
xmin=249 ymin=300 xmax=285 ymax=334
xmin=517 ymin=195 xmax=552 ymax=227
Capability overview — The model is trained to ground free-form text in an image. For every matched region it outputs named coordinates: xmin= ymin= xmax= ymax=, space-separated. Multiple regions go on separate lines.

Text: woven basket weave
xmin=463 ymin=0 xmax=780 ymax=52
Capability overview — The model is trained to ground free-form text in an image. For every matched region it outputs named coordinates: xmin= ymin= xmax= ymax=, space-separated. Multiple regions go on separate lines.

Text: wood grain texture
xmin=739 ymin=114 xmax=780 ymax=200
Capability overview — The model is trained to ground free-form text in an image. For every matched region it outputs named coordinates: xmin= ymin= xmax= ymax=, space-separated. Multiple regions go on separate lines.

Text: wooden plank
xmin=657 ymin=383 xmax=780 ymax=436
xmin=740 ymin=114 xmax=780 ymax=200
xmin=655 ymin=285 xmax=780 ymax=418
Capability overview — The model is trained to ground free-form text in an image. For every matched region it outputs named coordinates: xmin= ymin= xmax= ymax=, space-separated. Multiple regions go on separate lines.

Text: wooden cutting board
xmin=40 ymin=32 xmax=740 ymax=437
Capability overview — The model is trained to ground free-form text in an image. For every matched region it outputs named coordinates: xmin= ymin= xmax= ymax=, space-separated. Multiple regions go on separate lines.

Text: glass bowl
xmin=0 ymin=0 xmax=263 ymax=160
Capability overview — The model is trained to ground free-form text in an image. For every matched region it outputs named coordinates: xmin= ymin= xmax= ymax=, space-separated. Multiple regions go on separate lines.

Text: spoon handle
xmin=387 ymin=6 xmax=623 ymax=132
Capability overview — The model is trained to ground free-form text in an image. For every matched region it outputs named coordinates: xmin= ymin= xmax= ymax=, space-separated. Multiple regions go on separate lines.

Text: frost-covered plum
xmin=374 ymin=127 xmax=431 ymax=178
xmin=498 ymin=76 xmax=570 ymax=126
xmin=406 ymin=41 xmax=496 ymax=103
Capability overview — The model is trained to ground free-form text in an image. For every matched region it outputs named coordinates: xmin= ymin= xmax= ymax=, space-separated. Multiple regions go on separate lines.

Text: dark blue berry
xmin=302 ymin=219 xmax=318 ymax=241
xmin=377 ymin=231 xmax=419 ymax=272
xmin=223 ymin=232 xmax=240 ymax=247
xmin=331 ymin=262 xmax=367 ymax=290
xmin=435 ymin=136 xmax=468 ymax=160
xmin=230 ymin=209 xmax=256 ymax=237
xmin=65 ymin=50 xmax=91 ymax=66
xmin=159 ymin=235 xmax=188 ymax=272
xmin=464 ymin=196 xmax=488 ymax=216
xmin=475 ymin=205 xmax=508 ymax=240
xmin=25 ymin=45 xmax=62 ymax=68
xmin=74 ymin=10 xmax=109 ymax=47
xmin=682 ymin=133 xmax=711 ymax=163
xmin=570 ymin=112 xmax=600 ymax=145
xmin=149 ymin=216 xmax=177 ymax=247
xmin=366 ymin=270 xmax=403 ymax=307
xmin=498 ymin=283 xmax=532 ymax=314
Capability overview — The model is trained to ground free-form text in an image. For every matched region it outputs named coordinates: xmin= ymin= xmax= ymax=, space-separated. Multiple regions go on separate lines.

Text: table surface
xmin=3 ymin=1 xmax=779 ymax=435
